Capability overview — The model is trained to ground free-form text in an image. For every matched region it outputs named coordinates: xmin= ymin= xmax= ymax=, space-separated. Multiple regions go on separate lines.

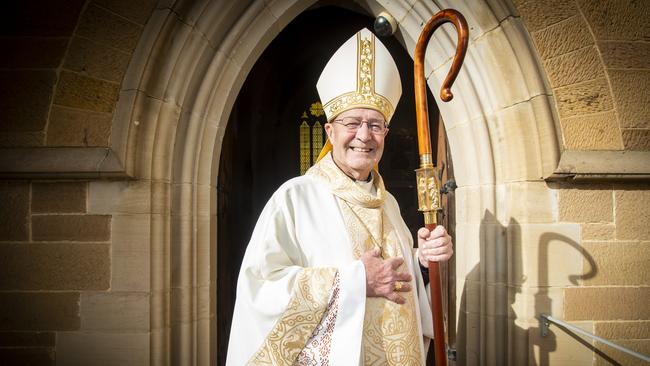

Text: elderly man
xmin=227 ymin=28 xmax=453 ymax=365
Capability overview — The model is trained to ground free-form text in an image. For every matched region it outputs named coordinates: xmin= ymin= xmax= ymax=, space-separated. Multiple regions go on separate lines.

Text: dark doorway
xmin=216 ymin=4 xmax=453 ymax=365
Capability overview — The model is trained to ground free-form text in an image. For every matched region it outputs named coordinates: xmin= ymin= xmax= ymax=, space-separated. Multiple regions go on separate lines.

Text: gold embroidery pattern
xmin=307 ymin=154 xmax=423 ymax=365
xmin=358 ymin=37 xmax=374 ymax=95
xmin=295 ymin=273 xmax=340 ymax=365
xmin=322 ymin=33 xmax=394 ymax=122
xmin=323 ymin=92 xmax=393 ymax=123
xmin=250 ymin=268 xmax=337 ymax=365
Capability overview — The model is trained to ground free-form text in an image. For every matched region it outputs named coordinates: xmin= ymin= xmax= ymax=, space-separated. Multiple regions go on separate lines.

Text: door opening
xmin=216 ymin=5 xmax=455 ymax=364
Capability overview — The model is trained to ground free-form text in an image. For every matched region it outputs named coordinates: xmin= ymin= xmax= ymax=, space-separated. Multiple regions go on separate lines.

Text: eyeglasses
xmin=332 ymin=117 xmax=388 ymax=134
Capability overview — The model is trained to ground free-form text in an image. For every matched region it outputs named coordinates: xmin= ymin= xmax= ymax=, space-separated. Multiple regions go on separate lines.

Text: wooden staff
xmin=414 ymin=9 xmax=468 ymax=366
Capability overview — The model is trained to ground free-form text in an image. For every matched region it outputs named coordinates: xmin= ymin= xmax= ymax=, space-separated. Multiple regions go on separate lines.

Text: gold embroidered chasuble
xmin=307 ymin=154 xmax=424 ymax=365
xmin=237 ymin=153 xmax=425 ymax=365
xmin=250 ymin=267 xmax=338 ymax=364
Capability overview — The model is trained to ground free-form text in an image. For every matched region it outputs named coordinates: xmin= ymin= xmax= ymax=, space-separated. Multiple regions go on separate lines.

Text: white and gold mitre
xmin=316 ymin=28 xmax=402 ymax=123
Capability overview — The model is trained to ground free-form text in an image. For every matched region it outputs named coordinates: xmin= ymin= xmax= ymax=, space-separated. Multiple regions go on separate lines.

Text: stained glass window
xmin=300 ymin=121 xmax=310 ymax=175
xmin=312 ymin=121 xmax=323 ymax=164
xmin=298 ymin=102 xmax=326 ymax=174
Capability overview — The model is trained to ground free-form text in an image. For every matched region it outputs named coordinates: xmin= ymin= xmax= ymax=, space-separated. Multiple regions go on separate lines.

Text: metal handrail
xmin=540 ymin=314 xmax=650 ymax=363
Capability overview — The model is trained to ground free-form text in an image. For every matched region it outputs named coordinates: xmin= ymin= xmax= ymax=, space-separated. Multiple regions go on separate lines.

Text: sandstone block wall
xmin=0 ymin=0 xmax=155 ymax=148
xmin=556 ymin=186 xmax=650 ymax=364
xmin=0 ymin=1 xmax=156 ymax=364
xmin=0 ymin=181 xmax=110 ymax=364
xmin=0 ymin=179 xmax=155 ymax=365
xmin=512 ymin=1 xmax=650 ymax=364
xmin=515 ymin=0 xmax=650 ymax=151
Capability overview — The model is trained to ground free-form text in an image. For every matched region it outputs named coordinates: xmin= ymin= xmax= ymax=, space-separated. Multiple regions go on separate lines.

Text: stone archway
xmin=112 ymin=1 xmax=561 ymax=364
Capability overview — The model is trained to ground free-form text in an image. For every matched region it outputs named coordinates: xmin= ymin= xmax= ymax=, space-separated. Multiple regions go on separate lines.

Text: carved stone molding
xmin=547 ymin=150 xmax=650 ymax=182
xmin=0 ymin=147 xmax=130 ymax=179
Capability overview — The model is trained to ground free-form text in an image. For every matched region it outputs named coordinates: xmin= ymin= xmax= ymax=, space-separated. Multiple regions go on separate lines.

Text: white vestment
xmin=226 ymin=157 xmax=434 ymax=365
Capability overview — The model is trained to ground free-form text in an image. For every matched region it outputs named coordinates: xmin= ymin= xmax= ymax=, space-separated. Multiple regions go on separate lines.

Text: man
xmin=227 ymin=28 xmax=453 ymax=365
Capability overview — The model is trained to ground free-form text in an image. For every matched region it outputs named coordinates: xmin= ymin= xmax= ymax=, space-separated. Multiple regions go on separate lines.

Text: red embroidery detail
xmin=294 ymin=273 xmax=341 ymax=365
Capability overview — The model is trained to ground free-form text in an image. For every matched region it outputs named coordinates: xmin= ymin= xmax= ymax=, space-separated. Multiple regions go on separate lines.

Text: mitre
xmin=316 ymin=28 xmax=402 ymax=123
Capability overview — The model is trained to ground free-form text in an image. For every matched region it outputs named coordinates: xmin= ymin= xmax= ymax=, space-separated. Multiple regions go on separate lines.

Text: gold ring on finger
xmin=394 ymin=282 xmax=402 ymax=291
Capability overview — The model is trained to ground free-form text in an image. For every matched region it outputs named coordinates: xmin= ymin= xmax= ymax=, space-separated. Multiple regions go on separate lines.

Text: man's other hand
xmin=417 ymin=225 xmax=453 ymax=268
xmin=360 ymin=248 xmax=412 ymax=304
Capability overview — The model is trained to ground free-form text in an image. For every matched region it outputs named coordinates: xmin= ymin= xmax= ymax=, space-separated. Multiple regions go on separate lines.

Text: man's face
xmin=325 ymin=108 xmax=388 ymax=181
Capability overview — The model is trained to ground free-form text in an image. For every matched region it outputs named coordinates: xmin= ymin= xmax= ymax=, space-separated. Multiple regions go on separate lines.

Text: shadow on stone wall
xmin=529 ymin=233 xmax=622 ymax=366
xmin=455 ymin=211 xmax=607 ymax=365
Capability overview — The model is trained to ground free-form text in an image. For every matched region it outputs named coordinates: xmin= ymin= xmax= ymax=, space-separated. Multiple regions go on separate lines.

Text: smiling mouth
xmin=350 ymin=147 xmax=373 ymax=153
